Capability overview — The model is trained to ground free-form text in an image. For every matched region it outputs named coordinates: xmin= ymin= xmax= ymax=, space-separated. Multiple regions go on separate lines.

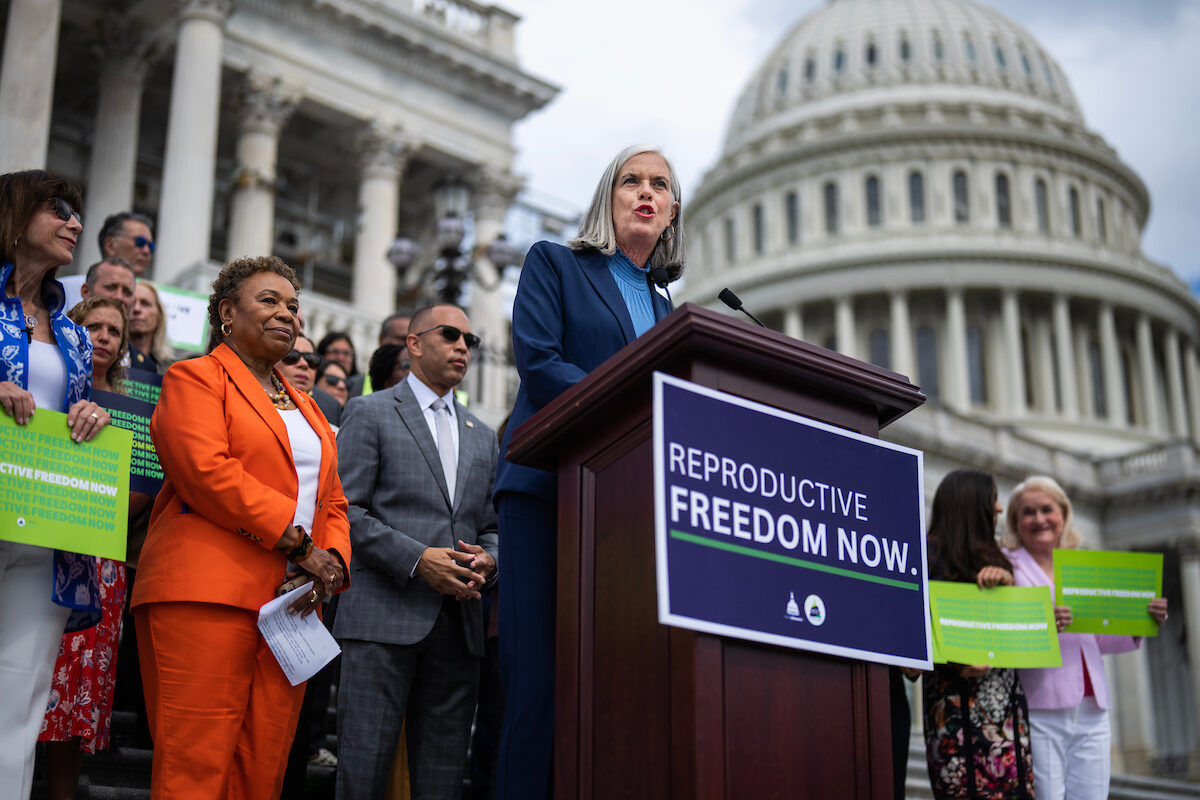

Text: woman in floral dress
xmin=39 ymin=297 xmax=149 ymax=799
xmin=922 ymin=468 xmax=1035 ymax=799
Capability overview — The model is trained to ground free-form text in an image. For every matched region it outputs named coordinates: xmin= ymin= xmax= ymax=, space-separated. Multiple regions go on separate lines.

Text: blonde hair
xmin=1003 ymin=475 xmax=1083 ymax=550
xmin=135 ymin=282 xmax=173 ymax=368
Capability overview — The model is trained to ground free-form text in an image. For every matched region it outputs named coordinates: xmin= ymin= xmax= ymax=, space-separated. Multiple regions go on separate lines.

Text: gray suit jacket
xmin=332 ymin=379 xmax=498 ymax=657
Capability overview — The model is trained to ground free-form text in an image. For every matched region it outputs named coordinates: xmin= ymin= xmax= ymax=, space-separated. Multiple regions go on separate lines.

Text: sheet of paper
xmin=257 ymin=580 xmax=341 ymax=686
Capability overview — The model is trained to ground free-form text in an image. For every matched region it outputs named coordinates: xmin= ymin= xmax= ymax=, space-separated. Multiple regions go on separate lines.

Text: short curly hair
xmin=207 ymin=255 xmax=300 ymax=341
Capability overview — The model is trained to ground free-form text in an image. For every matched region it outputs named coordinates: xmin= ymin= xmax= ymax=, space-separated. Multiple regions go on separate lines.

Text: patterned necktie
xmin=432 ymin=398 xmax=457 ymax=501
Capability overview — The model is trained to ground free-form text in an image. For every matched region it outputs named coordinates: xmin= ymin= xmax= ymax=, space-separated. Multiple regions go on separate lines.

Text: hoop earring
xmin=660 ymin=227 xmax=673 ymax=242
xmin=221 ymin=321 xmax=232 ymax=337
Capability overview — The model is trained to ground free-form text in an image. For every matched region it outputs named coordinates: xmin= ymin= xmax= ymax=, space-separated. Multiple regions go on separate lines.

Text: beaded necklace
xmin=267 ymin=373 xmax=293 ymax=409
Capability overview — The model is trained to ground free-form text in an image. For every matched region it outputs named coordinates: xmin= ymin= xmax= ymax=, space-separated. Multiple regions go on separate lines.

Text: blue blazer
xmin=494 ymin=241 xmax=672 ymax=503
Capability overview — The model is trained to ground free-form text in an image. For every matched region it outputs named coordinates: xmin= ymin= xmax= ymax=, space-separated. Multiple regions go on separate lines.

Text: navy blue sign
xmin=653 ymin=373 xmax=931 ymax=669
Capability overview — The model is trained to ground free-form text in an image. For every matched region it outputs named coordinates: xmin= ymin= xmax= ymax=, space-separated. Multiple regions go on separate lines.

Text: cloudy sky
xmin=499 ymin=0 xmax=1200 ymax=287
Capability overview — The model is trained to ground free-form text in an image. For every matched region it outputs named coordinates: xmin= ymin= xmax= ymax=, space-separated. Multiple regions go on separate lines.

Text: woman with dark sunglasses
xmin=0 ymin=169 xmax=112 ymax=799
xmin=281 ymin=335 xmax=344 ymax=426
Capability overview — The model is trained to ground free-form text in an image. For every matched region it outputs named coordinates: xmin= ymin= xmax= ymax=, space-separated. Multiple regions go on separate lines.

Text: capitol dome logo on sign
xmin=785 ymin=591 xmax=803 ymax=622
xmin=804 ymin=594 xmax=826 ymax=627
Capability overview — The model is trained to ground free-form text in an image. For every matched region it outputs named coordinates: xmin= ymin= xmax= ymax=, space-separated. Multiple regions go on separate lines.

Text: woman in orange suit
xmin=131 ymin=255 xmax=351 ymax=799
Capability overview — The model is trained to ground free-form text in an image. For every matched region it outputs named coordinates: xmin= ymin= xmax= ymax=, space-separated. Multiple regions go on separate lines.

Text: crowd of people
xmin=0 ymin=149 xmax=1171 ymax=800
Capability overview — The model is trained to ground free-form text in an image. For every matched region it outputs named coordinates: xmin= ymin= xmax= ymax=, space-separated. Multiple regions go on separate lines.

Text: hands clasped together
xmin=275 ymin=524 xmax=347 ymax=616
xmin=416 ymin=539 xmax=496 ymax=601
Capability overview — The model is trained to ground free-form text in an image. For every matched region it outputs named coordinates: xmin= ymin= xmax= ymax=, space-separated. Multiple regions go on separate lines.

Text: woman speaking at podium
xmin=493 ymin=144 xmax=684 ymax=799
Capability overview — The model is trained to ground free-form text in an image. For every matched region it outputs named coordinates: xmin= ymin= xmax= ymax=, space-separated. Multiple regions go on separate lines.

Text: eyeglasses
xmin=281 ymin=350 xmax=322 ymax=368
xmin=127 ymin=235 xmax=155 ymax=253
xmin=321 ymin=375 xmax=347 ymax=389
xmin=414 ymin=324 xmax=480 ymax=349
xmin=50 ymin=197 xmax=82 ymax=225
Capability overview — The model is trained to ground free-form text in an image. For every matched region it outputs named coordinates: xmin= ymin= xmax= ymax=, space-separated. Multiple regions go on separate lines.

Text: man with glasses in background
xmin=333 ymin=304 xmax=498 ymax=799
xmin=98 ymin=211 xmax=155 ymax=278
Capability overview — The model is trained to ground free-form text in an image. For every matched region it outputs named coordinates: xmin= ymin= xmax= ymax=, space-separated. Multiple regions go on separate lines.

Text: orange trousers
xmin=135 ymin=602 xmax=304 ymax=800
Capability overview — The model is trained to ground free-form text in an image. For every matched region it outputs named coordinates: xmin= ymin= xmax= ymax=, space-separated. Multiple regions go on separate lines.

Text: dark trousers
xmin=335 ymin=603 xmax=479 ymax=800
xmin=494 ymin=493 xmax=556 ymax=800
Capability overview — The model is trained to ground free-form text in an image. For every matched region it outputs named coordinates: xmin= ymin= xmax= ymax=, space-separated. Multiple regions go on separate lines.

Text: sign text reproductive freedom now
xmin=652 ymin=372 xmax=931 ymax=669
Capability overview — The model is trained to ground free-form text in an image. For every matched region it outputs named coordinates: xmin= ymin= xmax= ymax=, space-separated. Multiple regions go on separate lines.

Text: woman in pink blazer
xmin=1004 ymin=475 xmax=1166 ymax=800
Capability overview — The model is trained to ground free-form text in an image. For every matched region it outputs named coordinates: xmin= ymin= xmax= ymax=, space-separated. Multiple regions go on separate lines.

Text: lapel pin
xmin=465 ymin=420 xmax=474 ymax=428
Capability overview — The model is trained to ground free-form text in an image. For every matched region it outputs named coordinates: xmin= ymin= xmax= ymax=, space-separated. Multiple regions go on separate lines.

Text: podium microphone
xmin=649 ymin=266 xmax=674 ymax=310
xmin=718 ymin=288 xmax=766 ymax=328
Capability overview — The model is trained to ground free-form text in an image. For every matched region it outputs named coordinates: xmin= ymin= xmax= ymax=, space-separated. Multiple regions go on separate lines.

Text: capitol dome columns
xmin=156 ymin=0 xmax=234 ymax=285
xmin=1097 ymin=302 xmax=1128 ymax=425
xmin=889 ymin=291 xmax=914 ymax=380
xmin=944 ymin=288 xmax=970 ymax=410
xmin=225 ymin=72 xmax=301 ymax=259
xmin=1001 ymin=289 xmax=1026 ymax=417
xmin=1053 ymin=294 xmax=1079 ymax=416
xmin=1163 ymin=330 xmax=1188 ymax=438
xmin=0 ymin=0 xmax=61 ymax=170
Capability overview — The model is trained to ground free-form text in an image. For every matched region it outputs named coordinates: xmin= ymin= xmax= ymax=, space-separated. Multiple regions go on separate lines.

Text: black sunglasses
xmin=321 ymin=374 xmax=347 ymax=389
xmin=281 ymin=350 xmax=322 ymax=368
xmin=51 ymin=197 xmax=82 ymax=225
xmin=129 ymin=234 xmax=156 ymax=253
xmin=415 ymin=324 xmax=480 ymax=349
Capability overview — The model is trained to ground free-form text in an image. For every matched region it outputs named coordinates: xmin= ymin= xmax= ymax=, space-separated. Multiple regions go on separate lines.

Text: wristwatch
xmin=285 ymin=526 xmax=314 ymax=563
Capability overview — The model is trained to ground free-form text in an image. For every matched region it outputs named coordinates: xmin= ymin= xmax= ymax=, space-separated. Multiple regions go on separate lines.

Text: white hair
xmin=568 ymin=144 xmax=686 ymax=281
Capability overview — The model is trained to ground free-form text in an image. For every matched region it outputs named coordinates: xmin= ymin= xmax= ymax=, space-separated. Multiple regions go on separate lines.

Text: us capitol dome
xmin=681 ymin=0 xmax=1200 ymax=780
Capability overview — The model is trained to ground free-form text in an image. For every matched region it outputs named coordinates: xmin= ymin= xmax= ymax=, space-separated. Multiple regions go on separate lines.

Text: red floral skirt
xmin=39 ymin=558 xmax=126 ymax=753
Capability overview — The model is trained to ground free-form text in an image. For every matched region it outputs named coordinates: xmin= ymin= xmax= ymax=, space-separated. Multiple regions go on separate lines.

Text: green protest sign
xmin=0 ymin=409 xmax=131 ymax=560
xmin=1054 ymin=549 xmax=1162 ymax=637
xmin=928 ymin=581 xmax=1061 ymax=668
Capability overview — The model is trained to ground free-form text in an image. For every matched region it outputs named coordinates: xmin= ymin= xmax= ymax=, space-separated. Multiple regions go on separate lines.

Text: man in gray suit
xmin=333 ymin=304 xmax=498 ymax=799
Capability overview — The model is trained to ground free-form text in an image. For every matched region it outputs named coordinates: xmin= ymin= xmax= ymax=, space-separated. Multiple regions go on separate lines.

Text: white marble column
xmin=352 ymin=122 xmax=408 ymax=319
xmin=469 ymin=166 xmax=523 ymax=425
xmin=1033 ymin=316 xmax=1056 ymax=415
xmin=0 ymin=0 xmax=62 ymax=170
xmin=77 ymin=30 xmax=160 ymax=272
xmin=783 ymin=305 xmax=803 ymax=341
xmin=835 ymin=295 xmax=857 ymax=360
xmin=1098 ymin=302 xmax=1127 ymax=425
xmin=889 ymin=290 xmax=914 ymax=380
xmin=225 ymin=72 xmax=301 ymax=259
xmin=1179 ymin=544 xmax=1200 ymax=748
xmin=155 ymin=0 xmax=233 ymax=286
xmin=1135 ymin=313 xmax=1163 ymax=433
xmin=1001 ymin=289 xmax=1025 ymax=417
xmin=1052 ymin=294 xmax=1079 ymax=418
xmin=1163 ymin=329 xmax=1187 ymax=437
xmin=1107 ymin=644 xmax=1156 ymax=775
xmin=944 ymin=288 xmax=969 ymax=410
xmin=1184 ymin=343 xmax=1200 ymax=446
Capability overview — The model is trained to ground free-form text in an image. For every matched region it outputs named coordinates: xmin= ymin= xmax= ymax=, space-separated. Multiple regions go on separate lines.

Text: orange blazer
xmin=131 ymin=343 xmax=351 ymax=612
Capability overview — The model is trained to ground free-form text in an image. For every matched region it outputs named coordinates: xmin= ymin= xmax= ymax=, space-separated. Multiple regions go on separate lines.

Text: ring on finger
xmin=89 ymin=412 xmax=99 ymax=420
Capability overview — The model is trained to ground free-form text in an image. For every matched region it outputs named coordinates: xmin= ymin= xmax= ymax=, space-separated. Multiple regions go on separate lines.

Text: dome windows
xmin=1069 ymin=186 xmax=1082 ymax=237
xmin=963 ymin=34 xmax=977 ymax=64
xmin=866 ymin=175 xmax=882 ymax=227
xmin=909 ymin=171 xmax=925 ymax=223
xmin=804 ymin=55 xmax=816 ymax=83
xmin=824 ymin=181 xmax=839 ymax=234
xmin=753 ymin=202 xmax=766 ymax=255
xmin=1020 ymin=51 xmax=1033 ymax=76
xmin=1097 ymin=197 xmax=1107 ymax=243
xmin=724 ymin=216 xmax=736 ymax=265
xmin=1040 ymin=55 xmax=1055 ymax=87
xmin=776 ymin=67 xmax=788 ymax=96
xmin=1035 ymin=178 xmax=1050 ymax=233
xmin=899 ymin=35 xmax=912 ymax=63
xmin=865 ymin=41 xmax=878 ymax=67
xmin=932 ymin=31 xmax=945 ymax=61
xmin=833 ymin=46 xmax=846 ymax=74
xmin=953 ymin=170 xmax=970 ymax=224
xmin=785 ymin=191 xmax=800 ymax=244
xmin=995 ymin=173 xmax=1012 ymax=228
xmin=994 ymin=41 xmax=1007 ymax=69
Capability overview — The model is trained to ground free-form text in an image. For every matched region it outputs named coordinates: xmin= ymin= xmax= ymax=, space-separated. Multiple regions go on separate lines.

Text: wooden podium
xmin=506 ymin=303 xmax=925 ymax=799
